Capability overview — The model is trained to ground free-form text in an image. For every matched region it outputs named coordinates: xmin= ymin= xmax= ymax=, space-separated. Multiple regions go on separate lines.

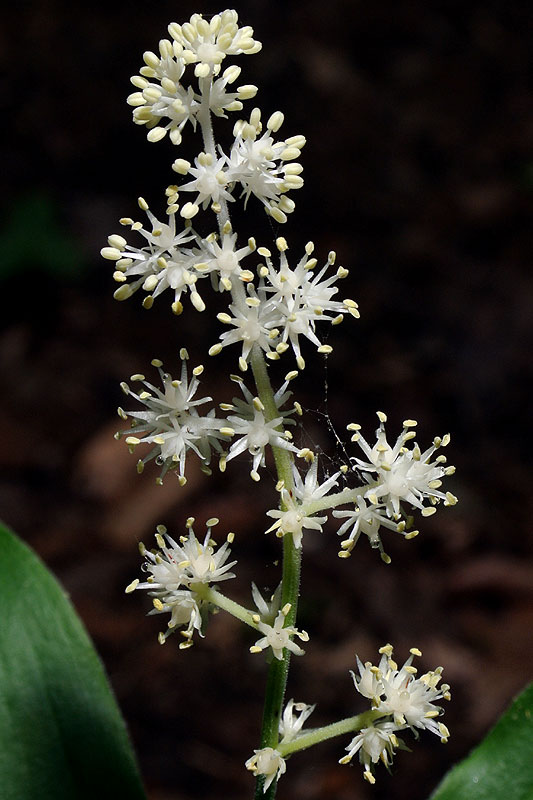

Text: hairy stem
xmin=251 ymin=345 xmax=301 ymax=800
xmin=279 ymin=709 xmax=384 ymax=757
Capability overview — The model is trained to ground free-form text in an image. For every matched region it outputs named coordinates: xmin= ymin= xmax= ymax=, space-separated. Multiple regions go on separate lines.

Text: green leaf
xmin=430 ymin=683 xmax=533 ymax=800
xmin=0 ymin=521 xmax=146 ymax=800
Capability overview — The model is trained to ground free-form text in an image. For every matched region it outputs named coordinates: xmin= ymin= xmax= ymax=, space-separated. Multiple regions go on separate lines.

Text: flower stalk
xmin=106 ymin=9 xmax=456 ymax=797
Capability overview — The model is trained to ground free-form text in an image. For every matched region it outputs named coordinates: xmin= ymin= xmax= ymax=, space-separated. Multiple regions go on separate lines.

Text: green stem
xmin=278 ymin=709 xmax=384 ymax=757
xmin=197 ymin=74 xmax=302 ymax=800
xmin=302 ymin=485 xmax=365 ymax=517
xmin=250 ymin=345 xmax=302 ymax=800
xmin=198 ymin=586 xmax=259 ymax=630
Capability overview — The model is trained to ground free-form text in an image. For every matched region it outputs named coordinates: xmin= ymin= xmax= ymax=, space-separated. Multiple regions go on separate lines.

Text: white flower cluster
xmin=122 ymin=12 xmax=305 ymax=225
xmin=102 ymin=205 xmax=257 ymax=311
xmin=117 ymin=357 xmax=301 ymax=483
xmin=210 ymin=237 xmax=358 ymax=370
xmin=341 ymin=644 xmax=451 ymax=783
xmin=126 ymin=519 xmax=236 ymax=647
xmin=127 ymin=10 xmax=261 ymax=143
xmin=335 ymin=412 xmax=457 ymax=561
xmin=247 ymin=643 xmax=450 ymax=791
xmin=110 ymin=9 xmax=458 ymax=794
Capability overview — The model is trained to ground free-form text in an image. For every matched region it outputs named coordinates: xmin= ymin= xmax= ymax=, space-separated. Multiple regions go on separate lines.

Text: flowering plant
xmin=2 ymin=8 xmax=532 ymax=800
xmin=102 ymin=9 xmax=457 ymax=795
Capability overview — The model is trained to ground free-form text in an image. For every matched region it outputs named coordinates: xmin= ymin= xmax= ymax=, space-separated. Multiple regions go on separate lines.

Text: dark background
xmin=1 ymin=1 xmax=532 ymax=798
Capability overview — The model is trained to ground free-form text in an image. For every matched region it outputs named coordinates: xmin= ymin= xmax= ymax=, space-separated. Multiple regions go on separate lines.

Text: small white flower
xmin=266 ymin=459 xmax=339 ymax=548
xmin=227 ymin=108 xmax=305 ymax=222
xmin=250 ymin=582 xmax=282 ymax=626
xmin=117 ymin=351 xmax=229 ymax=483
xmin=102 ymin=198 xmax=208 ymax=312
xmin=127 ymin=39 xmax=199 ymax=145
xmin=251 ymin=609 xmax=309 ymax=660
xmin=350 ymin=413 xmax=457 ymax=518
xmin=333 ymin=495 xmax=401 ymax=559
xmin=179 ymin=151 xmax=234 ymax=211
xmin=223 ymin=377 xmax=299 ymax=479
xmin=214 ymin=284 xmax=278 ymax=365
xmin=377 ymin=649 xmax=451 ymax=740
xmin=350 ymin=651 xmax=390 ymax=703
xmin=168 ymin=10 xmax=262 ymax=78
xmin=279 ymin=699 xmax=316 ymax=743
xmin=209 ymin=65 xmax=258 ymax=118
xmin=245 ymin=747 xmax=286 ymax=793
xmin=339 ymin=721 xmax=401 ymax=784
xmin=198 ymin=222 xmax=256 ymax=291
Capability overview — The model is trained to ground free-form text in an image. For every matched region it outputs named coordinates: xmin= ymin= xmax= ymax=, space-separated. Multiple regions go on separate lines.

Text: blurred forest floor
xmin=1 ymin=1 xmax=532 ymax=798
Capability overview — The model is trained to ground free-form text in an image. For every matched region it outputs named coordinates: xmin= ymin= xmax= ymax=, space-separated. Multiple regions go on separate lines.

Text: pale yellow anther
xmin=153 ymin=598 xmax=164 ymax=611
xmin=269 ymin=206 xmax=287 ymax=224
xmin=281 ymin=603 xmax=292 ymax=616
xmin=377 ymin=411 xmax=387 ymax=423
xmin=181 ymin=202 xmax=199 ymax=219
xmin=302 ymin=448 xmax=316 ymax=463
xmin=267 ymin=111 xmax=284 ymax=132
xmin=421 ymin=507 xmax=437 ymax=517
xmin=285 ymin=134 xmax=306 ymax=149
xmin=147 ymin=127 xmax=167 ymax=143
xmin=172 ymin=158 xmax=191 ymax=174
xmin=239 ymin=357 xmax=248 ymax=372
xmin=125 ymin=579 xmax=139 ymax=594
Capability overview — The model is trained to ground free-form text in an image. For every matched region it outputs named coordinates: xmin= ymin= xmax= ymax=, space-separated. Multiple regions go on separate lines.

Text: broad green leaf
xmin=0 ymin=521 xmax=146 ymax=800
xmin=430 ymin=683 xmax=533 ymax=800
